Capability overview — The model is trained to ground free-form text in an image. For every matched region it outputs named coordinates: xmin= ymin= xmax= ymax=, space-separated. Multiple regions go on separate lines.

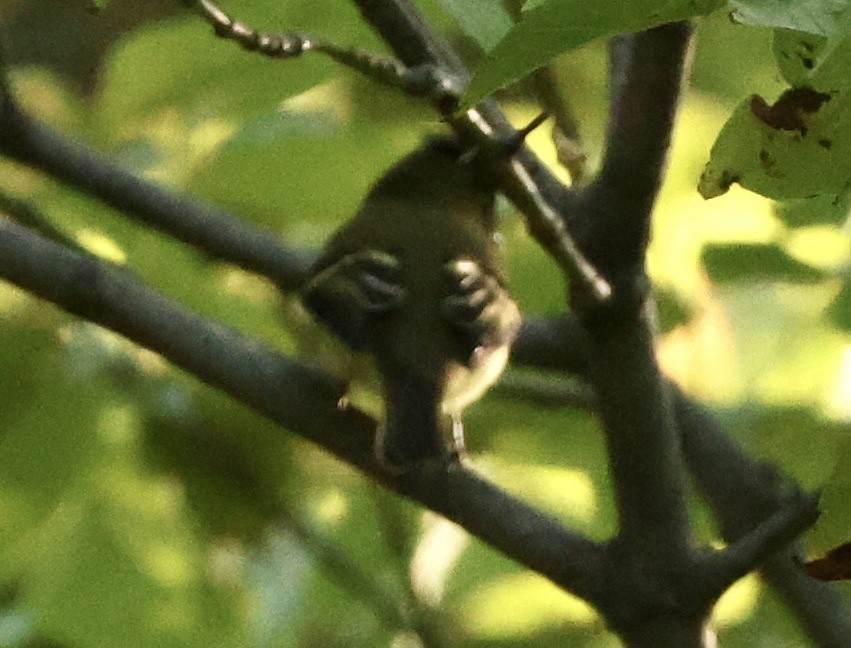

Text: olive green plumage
xmin=301 ymin=137 xmax=520 ymax=468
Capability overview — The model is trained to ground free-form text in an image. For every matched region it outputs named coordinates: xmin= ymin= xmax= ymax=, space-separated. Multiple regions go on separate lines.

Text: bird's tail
xmin=376 ymin=366 xmax=448 ymax=469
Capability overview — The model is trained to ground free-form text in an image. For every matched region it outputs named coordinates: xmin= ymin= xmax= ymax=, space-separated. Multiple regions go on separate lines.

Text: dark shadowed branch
xmin=513 ymin=315 xmax=851 ymax=646
xmin=565 ymin=25 xmax=697 ymax=639
xmin=0 ymin=219 xmax=608 ymax=607
xmin=0 ymin=88 xmax=313 ymax=290
xmin=0 ymin=188 xmax=82 ymax=251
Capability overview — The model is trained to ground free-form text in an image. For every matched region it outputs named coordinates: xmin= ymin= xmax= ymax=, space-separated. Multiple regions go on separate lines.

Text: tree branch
xmin=0 ymin=93 xmax=312 ymax=291
xmin=512 ymin=315 xmax=851 ymax=645
xmin=0 ymin=219 xmax=608 ymax=607
xmin=698 ymin=493 xmax=820 ymax=600
xmin=673 ymin=394 xmax=851 ymax=646
xmin=0 ymin=188 xmax=82 ymax=252
xmin=351 ymin=0 xmax=466 ymax=72
xmin=570 ymin=20 xmax=694 ymax=563
xmin=574 ymin=23 xmax=693 ymax=289
xmin=277 ymin=504 xmax=415 ymax=636
xmin=502 ymin=0 xmax=587 ymax=182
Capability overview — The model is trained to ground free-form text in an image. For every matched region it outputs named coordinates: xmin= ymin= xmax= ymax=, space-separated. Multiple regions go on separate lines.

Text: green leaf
xmin=654 ymin=284 xmax=694 ymax=332
xmin=773 ymin=29 xmax=827 ymax=85
xmin=809 ymin=437 xmax=851 ymax=555
xmin=699 ymin=88 xmax=851 ymax=200
xmin=774 ymin=193 xmax=851 ymax=226
xmin=701 ymin=18 xmax=851 ymax=201
xmin=461 ymin=0 xmax=723 ymax=108
xmin=435 ymin=0 xmax=514 ymax=50
xmin=701 ymin=242 xmax=828 ymax=282
xmin=828 ymin=278 xmax=851 ymax=331
xmin=729 ymin=0 xmax=850 ymax=37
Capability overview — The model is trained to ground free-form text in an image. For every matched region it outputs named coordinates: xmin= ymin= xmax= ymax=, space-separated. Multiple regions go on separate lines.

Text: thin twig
xmin=278 ymin=504 xmax=411 ymax=632
xmin=192 ymin=0 xmax=463 ymax=103
xmin=369 ymin=490 xmax=449 ymax=647
xmin=698 ymin=493 xmax=820 ymax=600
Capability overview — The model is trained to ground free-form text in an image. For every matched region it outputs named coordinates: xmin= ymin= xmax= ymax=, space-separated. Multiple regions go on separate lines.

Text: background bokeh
xmin=0 ymin=1 xmax=849 ymax=646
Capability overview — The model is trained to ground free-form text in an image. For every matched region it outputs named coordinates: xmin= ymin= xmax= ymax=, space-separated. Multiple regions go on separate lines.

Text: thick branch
xmin=575 ymin=23 xmax=693 ymax=284
xmin=570 ymin=22 xmax=695 ymax=564
xmin=512 ymin=315 xmax=851 ymax=645
xmin=588 ymin=309 xmax=691 ymax=556
xmin=698 ymin=493 xmax=819 ymax=599
xmin=351 ymin=0 xmax=466 ymax=72
xmin=0 ymin=220 xmax=607 ymax=606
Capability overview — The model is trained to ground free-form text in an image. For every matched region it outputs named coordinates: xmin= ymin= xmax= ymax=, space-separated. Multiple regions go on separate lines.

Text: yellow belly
xmin=442 ymin=345 xmax=511 ymax=415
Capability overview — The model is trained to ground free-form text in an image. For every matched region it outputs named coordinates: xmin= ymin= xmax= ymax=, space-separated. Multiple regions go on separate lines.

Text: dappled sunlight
xmin=657 ymin=280 xmax=742 ymax=403
xmin=478 ymin=456 xmax=598 ymax=523
xmin=458 ymin=571 xmax=598 ymax=639
xmin=313 ymin=489 xmax=350 ymax=524
xmin=410 ymin=514 xmax=469 ymax=607
xmin=74 ymin=227 xmax=127 ymax=264
xmin=281 ymin=78 xmax=354 ymax=122
xmin=8 ymin=67 xmax=80 ymax=129
xmin=219 ymin=267 xmax=276 ymax=304
xmin=650 ymin=92 xmax=781 ymax=296
xmin=711 ymin=573 xmax=761 ymax=628
xmin=94 ymin=464 xmax=185 ymax=523
xmin=141 ymin=543 xmax=196 ymax=588
xmin=651 ymin=186 xmax=780 ymax=296
xmin=96 ymin=402 xmax=141 ymax=449
xmin=786 ymin=226 xmax=851 ymax=271
xmin=187 ymin=117 xmax=239 ymax=161
xmin=134 ymin=109 xmax=238 ymax=186
xmin=727 ymin=286 xmax=845 ymax=407
xmin=825 ymin=345 xmax=851 ymax=419
xmin=0 ymin=283 xmax=33 ymax=318
xmin=2 ymin=3 xmax=849 ymax=645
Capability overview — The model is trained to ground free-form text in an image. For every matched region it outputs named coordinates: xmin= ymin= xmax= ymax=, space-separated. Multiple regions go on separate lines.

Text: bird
xmin=300 ymin=136 xmax=521 ymax=470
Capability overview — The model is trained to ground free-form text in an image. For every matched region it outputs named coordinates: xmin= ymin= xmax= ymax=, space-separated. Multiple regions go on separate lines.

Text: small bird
xmin=300 ymin=137 xmax=521 ymax=469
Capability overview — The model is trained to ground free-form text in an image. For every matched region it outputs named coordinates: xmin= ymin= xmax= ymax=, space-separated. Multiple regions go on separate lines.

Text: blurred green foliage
xmin=0 ymin=1 xmax=849 ymax=646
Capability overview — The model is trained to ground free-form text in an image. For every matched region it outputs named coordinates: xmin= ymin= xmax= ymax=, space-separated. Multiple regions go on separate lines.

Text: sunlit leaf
xmin=701 ymin=29 xmax=851 ymax=200
xmin=461 ymin=0 xmax=723 ymax=108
